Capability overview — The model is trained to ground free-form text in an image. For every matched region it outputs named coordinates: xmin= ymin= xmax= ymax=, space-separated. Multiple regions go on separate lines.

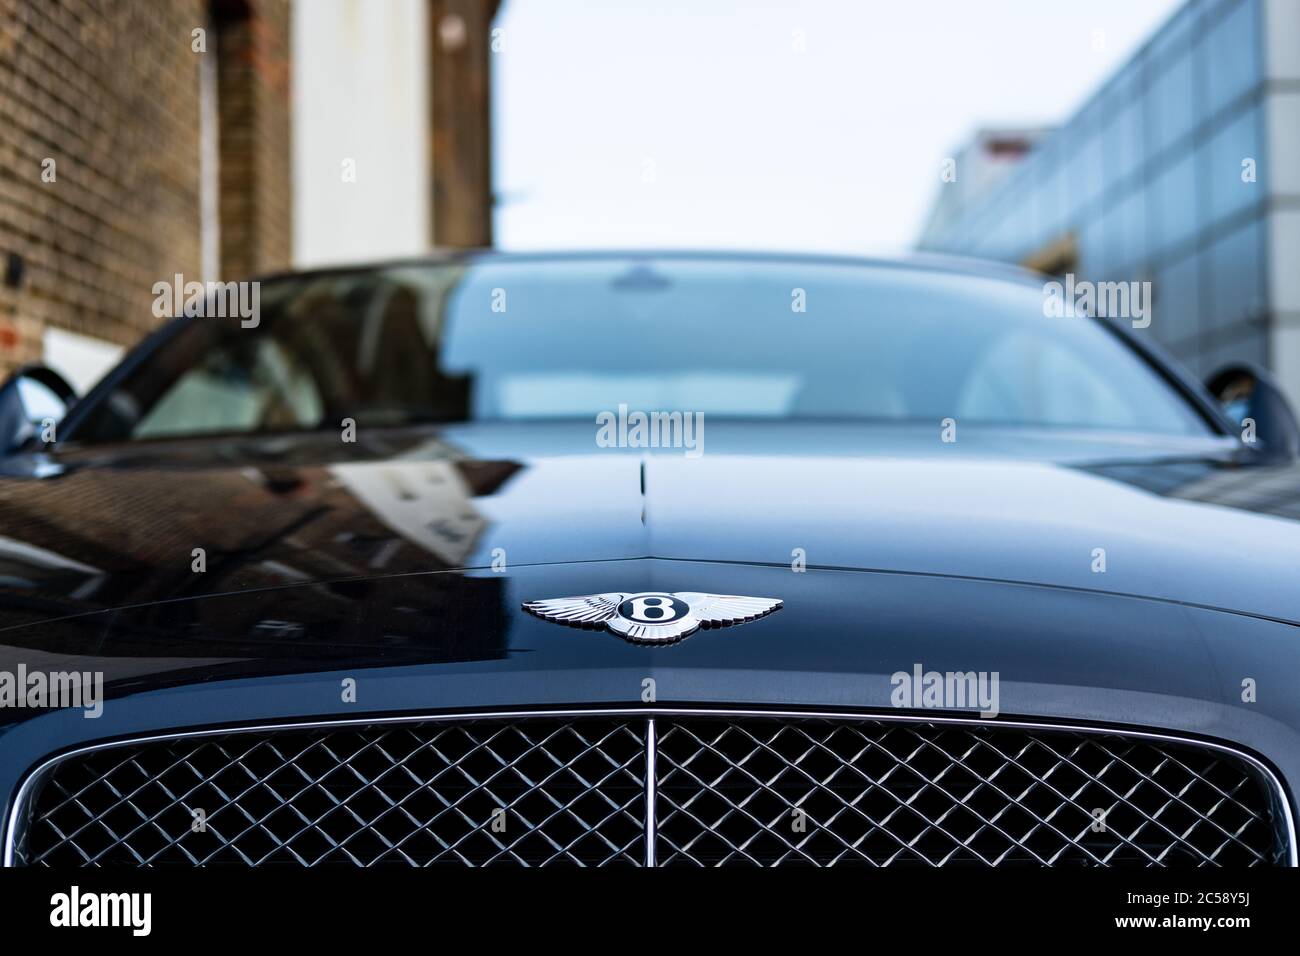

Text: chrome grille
xmin=655 ymin=718 xmax=1284 ymax=866
xmin=10 ymin=712 xmax=1291 ymax=867
xmin=17 ymin=719 xmax=645 ymax=866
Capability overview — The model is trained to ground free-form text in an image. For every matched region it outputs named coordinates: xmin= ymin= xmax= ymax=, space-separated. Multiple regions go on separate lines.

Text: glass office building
xmin=919 ymin=0 xmax=1300 ymax=406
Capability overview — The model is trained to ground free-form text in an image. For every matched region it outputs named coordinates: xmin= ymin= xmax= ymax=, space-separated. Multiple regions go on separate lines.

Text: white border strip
xmin=5 ymin=707 xmax=1296 ymax=867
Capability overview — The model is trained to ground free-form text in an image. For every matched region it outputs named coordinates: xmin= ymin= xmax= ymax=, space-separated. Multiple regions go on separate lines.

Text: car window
xmin=67 ymin=258 xmax=1210 ymax=442
xmin=957 ymin=330 xmax=1144 ymax=428
xmin=134 ymin=338 xmax=324 ymax=439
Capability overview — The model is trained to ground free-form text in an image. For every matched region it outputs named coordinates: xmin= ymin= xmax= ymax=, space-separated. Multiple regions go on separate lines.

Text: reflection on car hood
xmin=0 ymin=421 xmax=1296 ymax=631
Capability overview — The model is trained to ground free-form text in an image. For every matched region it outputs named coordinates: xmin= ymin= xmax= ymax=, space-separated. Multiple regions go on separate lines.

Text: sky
xmin=492 ymin=0 xmax=1184 ymax=255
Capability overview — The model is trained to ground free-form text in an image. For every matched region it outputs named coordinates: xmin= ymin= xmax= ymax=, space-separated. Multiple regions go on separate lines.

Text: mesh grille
xmin=13 ymin=714 xmax=1289 ymax=867
xmin=20 ymin=719 xmax=646 ymax=866
xmin=655 ymin=718 xmax=1284 ymax=867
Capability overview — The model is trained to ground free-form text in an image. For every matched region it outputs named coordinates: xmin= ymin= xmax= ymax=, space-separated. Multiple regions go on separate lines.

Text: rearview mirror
xmin=0 ymin=365 xmax=77 ymax=455
xmin=1206 ymin=363 xmax=1300 ymax=459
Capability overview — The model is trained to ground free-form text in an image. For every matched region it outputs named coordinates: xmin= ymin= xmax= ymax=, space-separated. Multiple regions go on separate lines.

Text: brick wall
xmin=429 ymin=0 xmax=500 ymax=248
xmin=0 ymin=0 xmax=291 ymax=379
xmin=214 ymin=0 xmax=292 ymax=282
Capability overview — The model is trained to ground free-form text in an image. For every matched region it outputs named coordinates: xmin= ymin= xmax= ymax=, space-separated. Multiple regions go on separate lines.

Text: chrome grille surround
xmin=5 ymin=709 xmax=1295 ymax=867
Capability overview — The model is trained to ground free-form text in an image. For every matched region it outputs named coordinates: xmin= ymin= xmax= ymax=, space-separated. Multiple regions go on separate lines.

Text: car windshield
xmin=67 ymin=256 xmax=1209 ymax=442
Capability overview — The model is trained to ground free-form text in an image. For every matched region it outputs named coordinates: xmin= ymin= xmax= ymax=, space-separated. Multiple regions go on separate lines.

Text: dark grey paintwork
xmin=0 ymin=253 xmax=1296 ymax=851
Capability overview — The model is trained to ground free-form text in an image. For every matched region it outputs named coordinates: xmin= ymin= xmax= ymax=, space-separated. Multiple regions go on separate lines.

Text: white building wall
xmin=292 ymin=0 xmax=430 ymax=268
xmin=41 ymin=328 xmax=124 ymax=395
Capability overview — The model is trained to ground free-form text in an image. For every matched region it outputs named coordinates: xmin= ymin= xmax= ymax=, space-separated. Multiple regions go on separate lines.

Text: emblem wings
xmin=522 ymin=593 xmax=627 ymax=628
xmin=672 ymin=592 xmax=783 ymax=627
xmin=523 ymin=592 xmax=782 ymax=628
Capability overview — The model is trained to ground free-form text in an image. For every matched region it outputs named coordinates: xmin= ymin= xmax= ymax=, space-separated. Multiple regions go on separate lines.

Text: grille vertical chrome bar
xmin=644 ymin=717 xmax=657 ymax=867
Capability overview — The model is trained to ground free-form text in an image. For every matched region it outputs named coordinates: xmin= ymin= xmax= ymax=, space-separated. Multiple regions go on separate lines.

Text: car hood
xmin=4 ymin=421 xmax=1300 ymax=804
xmin=0 ymin=421 xmax=1296 ymax=630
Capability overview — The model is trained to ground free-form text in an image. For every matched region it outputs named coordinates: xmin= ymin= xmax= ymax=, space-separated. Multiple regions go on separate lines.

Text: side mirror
xmin=1206 ymin=363 xmax=1300 ymax=459
xmin=0 ymin=365 xmax=77 ymax=455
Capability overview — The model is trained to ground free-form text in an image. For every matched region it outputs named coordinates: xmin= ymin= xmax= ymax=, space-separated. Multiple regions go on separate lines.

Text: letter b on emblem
xmin=618 ymin=594 xmax=689 ymax=624
xmin=630 ymin=596 xmax=670 ymax=621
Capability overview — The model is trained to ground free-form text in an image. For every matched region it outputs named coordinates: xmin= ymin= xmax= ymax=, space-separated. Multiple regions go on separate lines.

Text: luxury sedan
xmin=0 ymin=251 xmax=1296 ymax=867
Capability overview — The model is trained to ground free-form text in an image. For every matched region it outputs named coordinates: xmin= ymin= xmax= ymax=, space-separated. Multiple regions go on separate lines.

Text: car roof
xmin=253 ymin=248 xmax=1048 ymax=290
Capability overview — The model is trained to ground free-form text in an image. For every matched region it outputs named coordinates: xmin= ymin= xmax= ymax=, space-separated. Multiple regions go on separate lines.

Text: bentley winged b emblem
xmin=522 ymin=591 xmax=782 ymax=645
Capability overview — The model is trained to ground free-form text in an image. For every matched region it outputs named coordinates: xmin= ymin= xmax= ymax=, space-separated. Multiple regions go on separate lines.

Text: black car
xmin=0 ymin=251 xmax=1296 ymax=867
